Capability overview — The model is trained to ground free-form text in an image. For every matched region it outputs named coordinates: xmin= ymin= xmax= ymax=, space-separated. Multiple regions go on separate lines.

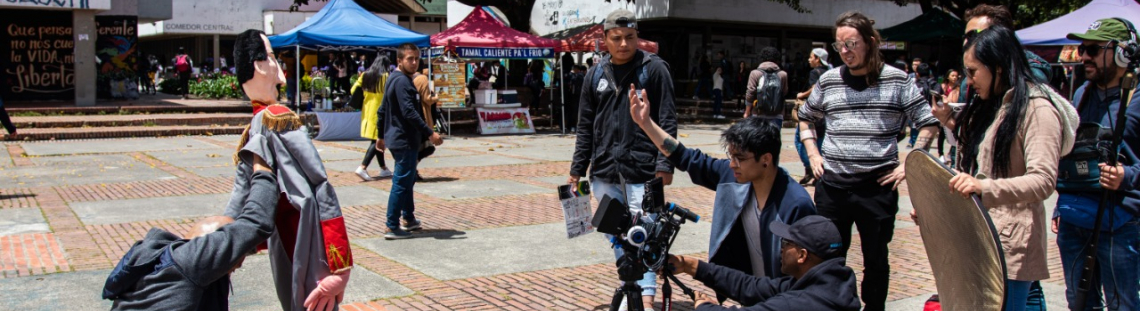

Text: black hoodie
xmin=693 ymin=257 xmax=861 ymax=311
xmin=571 ymin=50 xmax=677 ymax=184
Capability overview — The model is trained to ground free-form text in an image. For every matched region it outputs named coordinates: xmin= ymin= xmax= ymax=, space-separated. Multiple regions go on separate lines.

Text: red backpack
xmin=174 ymin=55 xmax=191 ymax=72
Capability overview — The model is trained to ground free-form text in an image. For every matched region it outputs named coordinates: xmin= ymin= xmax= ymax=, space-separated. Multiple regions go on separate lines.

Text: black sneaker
xmin=384 ymin=229 xmax=413 ymax=240
xmin=401 ymin=219 xmax=422 ymax=231
xmin=416 ymin=173 xmax=425 ymax=181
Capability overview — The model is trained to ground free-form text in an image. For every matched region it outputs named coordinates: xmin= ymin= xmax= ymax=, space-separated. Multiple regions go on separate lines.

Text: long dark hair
xmin=835 ymin=11 xmax=884 ymax=86
xmin=360 ymin=56 xmax=390 ymax=93
xmin=955 ymin=25 xmax=1040 ymax=178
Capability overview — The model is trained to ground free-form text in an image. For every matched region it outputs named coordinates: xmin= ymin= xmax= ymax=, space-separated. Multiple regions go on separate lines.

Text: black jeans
xmin=178 ymin=71 xmax=191 ymax=96
xmin=814 ymin=180 xmax=898 ymax=311
xmin=362 ymin=139 xmax=387 ymax=168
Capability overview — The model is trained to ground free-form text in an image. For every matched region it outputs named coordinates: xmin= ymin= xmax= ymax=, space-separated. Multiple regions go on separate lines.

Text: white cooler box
xmin=475 ymin=89 xmax=497 ymax=105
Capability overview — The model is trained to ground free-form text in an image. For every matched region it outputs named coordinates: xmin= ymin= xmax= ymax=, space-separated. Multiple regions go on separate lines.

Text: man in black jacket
xmin=568 ymin=8 xmax=678 ymax=310
xmin=667 ymin=215 xmax=860 ymax=311
xmin=377 ymin=43 xmax=443 ymax=240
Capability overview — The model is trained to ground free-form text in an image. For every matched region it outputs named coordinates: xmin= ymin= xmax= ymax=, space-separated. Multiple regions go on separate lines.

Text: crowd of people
xmin=99 ymin=3 xmax=1140 ymax=311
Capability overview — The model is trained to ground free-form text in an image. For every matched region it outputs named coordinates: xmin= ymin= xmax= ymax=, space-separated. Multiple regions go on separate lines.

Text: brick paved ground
xmin=0 ymin=126 xmax=1071 ymax=310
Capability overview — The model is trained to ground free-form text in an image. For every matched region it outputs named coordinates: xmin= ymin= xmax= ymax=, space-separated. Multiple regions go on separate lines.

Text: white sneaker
xmin=373 ymin=168 xmax=393 ymax=179
xmin=354 ymin=167 xmax=374 ymax=181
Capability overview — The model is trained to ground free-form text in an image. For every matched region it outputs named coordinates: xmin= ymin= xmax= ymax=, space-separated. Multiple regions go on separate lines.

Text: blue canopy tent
xmin=269 ymin=0 xmax=429 ymax=105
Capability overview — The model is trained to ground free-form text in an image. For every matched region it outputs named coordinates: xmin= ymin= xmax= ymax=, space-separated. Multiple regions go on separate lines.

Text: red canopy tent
xmin=558 ymin=23 xmax=659 ymax=54
xmin=430 ymin=7 xmax=560 ymax=51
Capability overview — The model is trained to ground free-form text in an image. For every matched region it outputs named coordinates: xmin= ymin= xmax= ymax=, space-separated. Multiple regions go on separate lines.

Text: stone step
xmin=12 ymin=113 xmax=252 ymax=129
xmin=8 ymin=125 xmax=247 ymax=141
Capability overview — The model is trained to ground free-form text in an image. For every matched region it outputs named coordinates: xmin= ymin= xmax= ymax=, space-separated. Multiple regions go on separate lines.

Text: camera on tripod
xmin=590 ymin=177 xmax=700 ymax=311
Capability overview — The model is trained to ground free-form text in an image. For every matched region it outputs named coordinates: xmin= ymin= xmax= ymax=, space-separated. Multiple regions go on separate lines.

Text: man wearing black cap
xmin=569 ymin=8 xmax=677 ymax=311
xmin=666 ymin=215 xmax=860 ymax=311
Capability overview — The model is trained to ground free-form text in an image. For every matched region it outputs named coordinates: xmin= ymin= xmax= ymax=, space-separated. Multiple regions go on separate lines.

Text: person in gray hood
xmin=102 ymin=155 xmax=277 ymax=311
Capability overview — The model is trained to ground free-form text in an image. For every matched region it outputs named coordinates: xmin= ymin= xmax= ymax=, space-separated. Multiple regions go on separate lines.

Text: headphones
xmin=1111 ymin=17 xmax=1139 ymax=68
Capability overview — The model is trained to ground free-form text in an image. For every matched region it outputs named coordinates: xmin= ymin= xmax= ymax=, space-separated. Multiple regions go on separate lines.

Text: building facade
xmin=1 ymin=0 xmax=171 ymax=105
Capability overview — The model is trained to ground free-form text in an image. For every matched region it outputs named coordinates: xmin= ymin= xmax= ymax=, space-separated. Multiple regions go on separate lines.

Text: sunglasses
xmin=1077 ymin=44 xmax=1111 ymax=57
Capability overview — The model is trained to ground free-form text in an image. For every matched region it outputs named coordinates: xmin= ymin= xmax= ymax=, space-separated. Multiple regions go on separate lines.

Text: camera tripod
xmin=607 ymin=251 xmax=696 ymax=311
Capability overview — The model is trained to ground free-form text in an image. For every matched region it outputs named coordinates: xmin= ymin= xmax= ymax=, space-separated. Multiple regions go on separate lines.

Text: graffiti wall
xmin=95 ymin=15 xmax=137 ymax=98
xmin=0 ymin=9 xmax=75 ymax=101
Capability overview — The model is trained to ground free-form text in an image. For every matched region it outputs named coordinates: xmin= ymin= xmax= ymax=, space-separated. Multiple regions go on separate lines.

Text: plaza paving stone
xmin=21 ymin=137 xmax=220 ymax=156
xmin=0 ymin=154 xmax=174 ymax=188
xmin=0 ymin=207 xmax=49 ymax=235
xmin=0 ymin=126 xmax=1072 ymax=310
xmin=70 ymin=193 xmax=231 ymax=225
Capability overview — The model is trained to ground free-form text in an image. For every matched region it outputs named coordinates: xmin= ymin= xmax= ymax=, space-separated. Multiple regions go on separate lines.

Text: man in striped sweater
xmin=796 ymin=11 xmax=940 ymax=311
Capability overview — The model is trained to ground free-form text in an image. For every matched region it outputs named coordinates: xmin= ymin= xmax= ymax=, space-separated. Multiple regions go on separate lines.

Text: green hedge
xmin=189 ymin=73 xmax=243 ymax=99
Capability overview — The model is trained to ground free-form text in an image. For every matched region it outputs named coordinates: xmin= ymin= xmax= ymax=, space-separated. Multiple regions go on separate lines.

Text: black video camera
xmin=590 ymin=177 xmax=700 ymax=275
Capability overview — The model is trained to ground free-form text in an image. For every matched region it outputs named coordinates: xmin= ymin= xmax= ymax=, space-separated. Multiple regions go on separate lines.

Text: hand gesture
xmin=693 ymin=291 xmax=717 ymax=307
xmin=303 ymin=271 xmax=350 ymax=311
xmin=568 ymin=175 xmax=581 ymax=193
xmin=628 ymin=84 xmax=651 ymax=127
xmin=375 ymin=140 xmax=385 ymax=152
xmin=932 ymin=97 xmax=954 ymax=129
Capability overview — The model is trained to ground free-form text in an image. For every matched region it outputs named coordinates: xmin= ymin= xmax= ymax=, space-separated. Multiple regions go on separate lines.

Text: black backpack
xmin=752 ymin=69 xmax=783 ymax=116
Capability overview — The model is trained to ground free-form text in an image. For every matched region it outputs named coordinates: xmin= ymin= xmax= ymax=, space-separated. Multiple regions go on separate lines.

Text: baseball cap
xmin=769 ymin=215 xmax=843 ymax=260
xmin=1067 ymin=18 xmax=1134 ymax=42
xmin=603 ymin=9 xmax=637 ymax=31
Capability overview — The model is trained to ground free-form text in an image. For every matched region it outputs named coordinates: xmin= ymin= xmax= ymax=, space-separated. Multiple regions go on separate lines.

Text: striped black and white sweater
xmin=798 ymin=65 xmax=939 ymax=187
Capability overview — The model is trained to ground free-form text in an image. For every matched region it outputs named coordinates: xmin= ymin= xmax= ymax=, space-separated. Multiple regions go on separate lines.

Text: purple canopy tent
xmin=1016 ymin=0 xmax=1140 ymax=46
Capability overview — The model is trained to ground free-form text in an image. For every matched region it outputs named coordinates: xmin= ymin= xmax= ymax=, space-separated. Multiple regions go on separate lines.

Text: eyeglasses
xmin=1077 ymin=44 xmax=1111 ymax=57
xmin=831 ymin=40 xmax=860 ymax=52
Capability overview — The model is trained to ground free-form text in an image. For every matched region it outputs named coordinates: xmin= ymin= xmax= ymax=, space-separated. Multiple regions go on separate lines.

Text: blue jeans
xmin=1058 ymin=220 xmax=1140 ymax=311
xmin=712 ymin=89 xmax=723 ymax=116
xmin=386 ymin=148 xmax=419 ymax=230
xmin=793 ymin=129 xmax=823 ymax=169
xmin=1007 ymin=280 xmax=1033 ymax=311
xmin=592 ymin=179 xmax=656 ymax=297
xmin=908 ymin=122 xmax=919 ymax=146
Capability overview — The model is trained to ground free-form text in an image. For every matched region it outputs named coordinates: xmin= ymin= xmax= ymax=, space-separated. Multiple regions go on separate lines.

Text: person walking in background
xmin=793 ymin=48 xmax=831 ymax=185
xmin=378 ymin=43 xmax=443 ymax=240
xmin=744 ymin=47 xmax=788 ymax=122
xmin=173 ymin=47 xmax=193 ymax=99
xmin=524 ymin=61 xmax=545 ymax=107
xmin=0 ymin=94 xmax=16 ymax=140
xmin=736 ymin=61 xmax=749 ymax=109
xmin=138 ymin=54 xmax=155 ymax=95
xmin=712 ymin=67 xmax=725 ymax=119
xmin=334 ymin=54 xmax=349 ymax=95
xmin=353 ymin=57 xmax=394 ymax=181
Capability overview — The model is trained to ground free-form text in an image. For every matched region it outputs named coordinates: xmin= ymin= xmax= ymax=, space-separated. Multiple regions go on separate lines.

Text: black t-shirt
xmin=807 ymin=66 xmax=828 ymax=87
xmin=612 ymin=60 xmax=637 ymax=86
xmin=840 ymin=66 xmax=869 ymax=92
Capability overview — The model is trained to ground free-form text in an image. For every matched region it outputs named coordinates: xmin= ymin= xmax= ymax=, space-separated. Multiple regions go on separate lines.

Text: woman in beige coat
xmin=928 ymin=26 xmax=1078 ymax=311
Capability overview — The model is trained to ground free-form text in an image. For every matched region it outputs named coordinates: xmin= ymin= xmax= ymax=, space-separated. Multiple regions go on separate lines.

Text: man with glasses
xmin=665 ymin=215 xmax=859 ymax=311
xmin=797 ymin=11 xmax=939 ymax=311
xmin=569 ymin=8 xmax=677 ymax=311
xmin=1052 ymin=18 xmax=1140 ymax=311
xmin=628 ymin=99 xmax=816 ymax=304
